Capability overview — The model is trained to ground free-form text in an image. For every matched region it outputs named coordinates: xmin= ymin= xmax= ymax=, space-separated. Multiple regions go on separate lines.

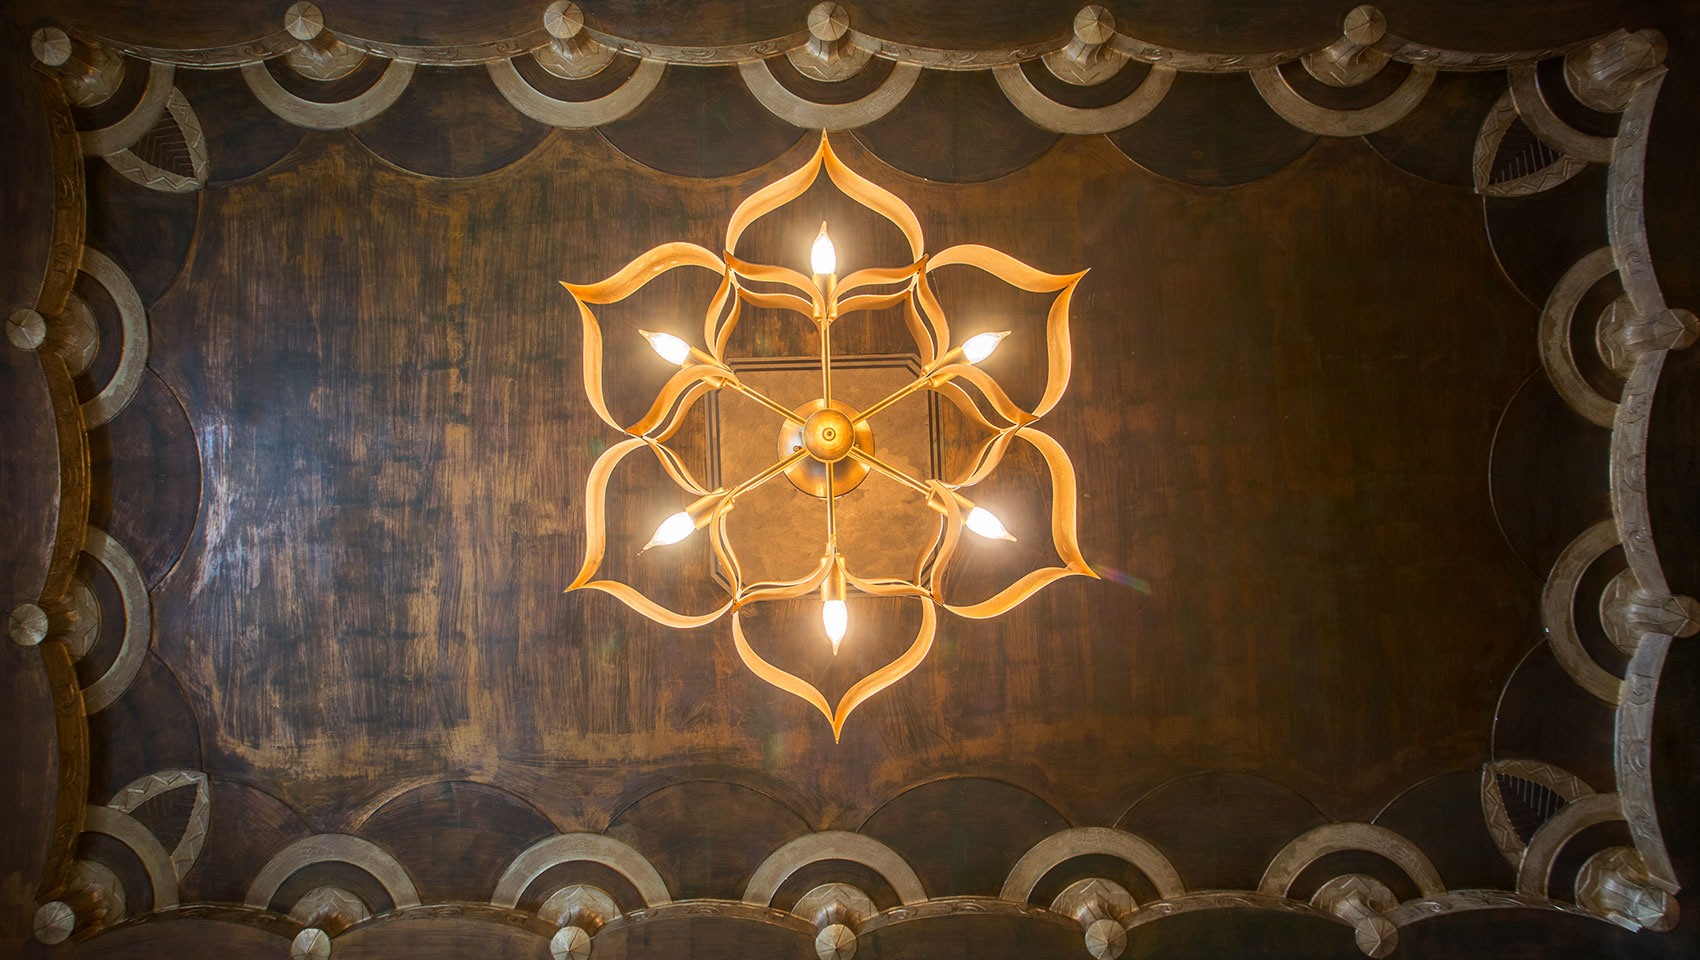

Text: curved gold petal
xmin=932 ymin=364 xmax=1035 ymax=426
xmin=924 ymin=480 xmax=965 ymax=600
xmin=727 ymin=254 xmax=825 ymax=317
xmin=925 ymin=247 xmax=1085 ymax=420
xmin=732 ymin=609 xmax=835 ymax=728
xmin=942 ymin=567 xmax=1084 ymax=620
xmin=736 ymin=552 xmax=835 ymax=607
xmin=837 ymin=261 xmax=922 ymax=298
xmin=712 ymin=294 xmax=744 ymax=362
xmin=820 ymin=135 xmax=924 ymax=261
xmin=564 ymin=241 xmax=726 ymax=304
xmin=643 ymin=436 xmax=711 ymax=495
xmin=577 ymin=580 xmax=734 ymax=628
xmin=566 ymin=437 xmax=731 ymax=628
xmin=942 ymin=427 xmax=1097 ymax=618
xmin=703 ymin=271 xmax=735 ymax=361
xmin=948 ymin=425 xmax=1021 ymax=489
xmin=829 ymin=598 xmax=937 ymax=740
xmin=913 ymin=269 xmax=950 ymax=363
xmin=925 ymin=244 xmax=1079 ymax=292
xmin=650 ymin=382 xmax=718 ymax=445
xmin=726 ymin=138 xmax=826 ymax=255
xmin=843 ymin=569 xmax=932 ymax=599
xmin=709 ymin=504 xmax=745 ymax=596
xmin=1033 ymin=274 xmax=1083 ymax=419
xmin=568 ymin=436 xmax=646 ymax=591
xmin=627 ymin=364 xmax=726 ymax=437
xmin=570 ymin=299 xmax=622 ymax=432
xmin=734 ymin=285 xmax=820 ymax=322
xmin=835 ymin=289 xmax=912 ymax=320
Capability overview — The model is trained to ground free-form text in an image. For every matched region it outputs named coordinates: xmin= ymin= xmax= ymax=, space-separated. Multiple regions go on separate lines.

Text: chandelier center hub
xmin=778 ymin=400 xmax=874 ymax=498
xmin=804 ymin=408 xmax=855 ymax=461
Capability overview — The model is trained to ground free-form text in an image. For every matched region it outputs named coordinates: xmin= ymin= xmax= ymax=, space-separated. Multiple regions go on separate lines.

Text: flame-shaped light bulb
xmin=821 ymin=599 xmax=848 ymax=653
xmin=961 ymin=331 xmax=1010 ymax=365
xmin=965 ymin=506 xmax=1016 ymax=542
xmin=640 ymin=329 xmax=692 ymax=366
xmin=643 ymin=511 xmax=696 ymax=551
xmin=810 ymin=222 xmax=837 ymax=276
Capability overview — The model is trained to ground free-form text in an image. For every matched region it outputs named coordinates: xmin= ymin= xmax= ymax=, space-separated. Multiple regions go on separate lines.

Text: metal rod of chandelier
xmin=637 ymin=222 xmax=1018 ymax=652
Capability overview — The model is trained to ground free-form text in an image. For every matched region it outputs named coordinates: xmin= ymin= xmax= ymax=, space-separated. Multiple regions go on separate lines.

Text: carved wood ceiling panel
xmin=1 ymin=2 xmax=1697 ymax=959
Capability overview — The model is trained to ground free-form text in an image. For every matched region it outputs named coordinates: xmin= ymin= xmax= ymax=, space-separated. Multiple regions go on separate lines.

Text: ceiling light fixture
xmin=563 ymin=135 xmax=1096 ymax=739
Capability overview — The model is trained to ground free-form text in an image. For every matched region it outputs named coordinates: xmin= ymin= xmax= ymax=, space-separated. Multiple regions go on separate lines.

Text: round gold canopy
xmin=777 ymin=399 xmax=874 ymax=498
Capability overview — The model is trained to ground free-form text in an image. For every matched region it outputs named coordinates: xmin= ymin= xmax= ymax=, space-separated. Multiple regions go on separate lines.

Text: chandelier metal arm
xmin=845 ymin=446 xmax=930 ymax=497
xmin=729 ymin=448 xmax=811 ymax=501
xmin=720 ymin=375 xmax=808 ymax=426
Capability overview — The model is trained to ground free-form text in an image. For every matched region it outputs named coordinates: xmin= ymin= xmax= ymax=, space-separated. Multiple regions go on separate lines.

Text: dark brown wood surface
xmin=3 ymin=2 xmax=1699 ymax=958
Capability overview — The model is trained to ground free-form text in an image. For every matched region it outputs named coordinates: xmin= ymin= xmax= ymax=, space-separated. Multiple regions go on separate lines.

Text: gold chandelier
xmin=564 ymin=135 xmax=1094 ymax=739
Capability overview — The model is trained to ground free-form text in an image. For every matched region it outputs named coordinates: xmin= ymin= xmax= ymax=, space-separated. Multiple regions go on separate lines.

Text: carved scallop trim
xmin=1000 ymin=827 xmax=1184 ymax=902
xmin=1248 ymin=63 xmax=1435 ymax=136
xmin=1617 ymin=635 xmax=1677 ymax=892
xmin=108 ymin=770 xmax=211 ymax=881
xmin=239 ymin=58 xmax=416 ymax=130
xmin=991 ymin=62 xmax=1175 ymax=135
xmin=487 ymin=56 xmax=665 ymax=128
xmin=80 ymin=60 xmax=174 ymax=157
xmin=1537 ymin=247 xmax=1620 ymax=427
xmin=1259 ymin=823 xmax=1444 ymax=899
xmin=77 ymin=247 xmax=149 ymax=428
xmin=490 ymin=833 xmax=671 ymax=908
xmin=79 ymin=527 xmax=152 ymax=714
xmin=246 ymin=834 xmax=421 ymax=910
xmin=83 ymin=804 xmax=178 ymax=910
xmin=1608 ymin=69 xmax=1667 ymax=318
xmin=738 ymin=58 xmax=920 ymax=129
xmin=1515 ymin=793 xmax=1624 ymax=895
xmin=103 ymin=87 xmax=208 ymax=193
xmin=1384 ymin=890 xmax=1593 ymax=926
xmin=1540 ymin=520 xmax=1625 ymax=704
xmin=1507 ymin=63 xmax=1615 ymax=164
xmin=1473 ymin=90 xmax=1589 ymax=197
xmin=1480 ymin=760 xmax=1596 ymax=866
xmin=744 ymin=832 xmax=926 ymax=906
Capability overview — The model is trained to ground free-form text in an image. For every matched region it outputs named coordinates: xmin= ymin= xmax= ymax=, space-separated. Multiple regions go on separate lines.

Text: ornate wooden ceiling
xmin=2 ymin=1 xmax=1698 ymax=958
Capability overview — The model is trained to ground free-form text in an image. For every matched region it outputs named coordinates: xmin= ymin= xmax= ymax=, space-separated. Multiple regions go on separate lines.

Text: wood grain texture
xmin=3 ymin=4 xmax=1698 ymax=958
xmin=126 ymin=127 xmax=1544 ymax=845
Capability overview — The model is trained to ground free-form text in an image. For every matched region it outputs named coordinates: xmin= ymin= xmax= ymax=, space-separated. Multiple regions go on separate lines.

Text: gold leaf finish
xmin=563 ymin=134 xmax=1095 ymax=737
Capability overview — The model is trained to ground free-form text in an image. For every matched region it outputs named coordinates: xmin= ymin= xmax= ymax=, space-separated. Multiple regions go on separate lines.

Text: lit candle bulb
xmin=639 ymin=329 xmax=692 ymax=366
xmin=961 ymin=331 xmax=1010 ymax=364
xmin=965 ymin=506 xmax=1016 ymax=542
xmin=643 ymin=511 xmax=696 ymax=551
xmin=810 ymin=222 xmax=837 ymax=276
xmin=821 ymin=599 xmax=848 ymax=653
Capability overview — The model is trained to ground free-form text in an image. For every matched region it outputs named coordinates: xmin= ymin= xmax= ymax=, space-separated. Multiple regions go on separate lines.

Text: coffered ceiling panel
xmin=1 ymin=2 xmax=1697 ymax=959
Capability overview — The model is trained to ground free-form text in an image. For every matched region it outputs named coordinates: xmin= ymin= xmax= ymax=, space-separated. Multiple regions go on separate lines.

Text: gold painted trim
xmin=743 ymin=832 xmax=926 ymax=906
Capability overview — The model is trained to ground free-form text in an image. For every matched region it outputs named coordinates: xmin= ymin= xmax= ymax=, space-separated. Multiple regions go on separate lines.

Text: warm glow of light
xmin=640 ymin=329 xmax=692 ymax=366
xmin=822 ymin=599 xmax=848 ymax=653
xmin=644 ymin=511 xmax=696 ymax=550
xmin=966 ymin=506 xmax=1016 ymax=542
xmin=810 ymin=222 xmax=837 ymax=276
xmin=961 ymin=331 xmax=1010 ymax=364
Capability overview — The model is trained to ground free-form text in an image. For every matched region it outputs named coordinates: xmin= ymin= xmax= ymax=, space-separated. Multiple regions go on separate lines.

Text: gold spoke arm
xmin=722 ymin=375 xmax=806 ymax=425
xmin=851 ymin=347 xmax=967 ymax=425
xmin=846 ymin=446 xmax=930 ymax=497
xmin=825 ymin=461 xmax=837 ymax=541
xmin=729 ymin=448 xmax=810 ymax=500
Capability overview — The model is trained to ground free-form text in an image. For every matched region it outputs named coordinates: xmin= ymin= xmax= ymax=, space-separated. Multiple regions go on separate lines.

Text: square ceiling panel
xmin=1 ymin=3 xmax=1697 ymax=959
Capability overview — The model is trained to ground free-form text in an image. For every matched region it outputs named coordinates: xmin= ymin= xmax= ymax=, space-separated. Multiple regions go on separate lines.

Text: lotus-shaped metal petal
xmin=563 ymin=134 xmax=1096 ymax=739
